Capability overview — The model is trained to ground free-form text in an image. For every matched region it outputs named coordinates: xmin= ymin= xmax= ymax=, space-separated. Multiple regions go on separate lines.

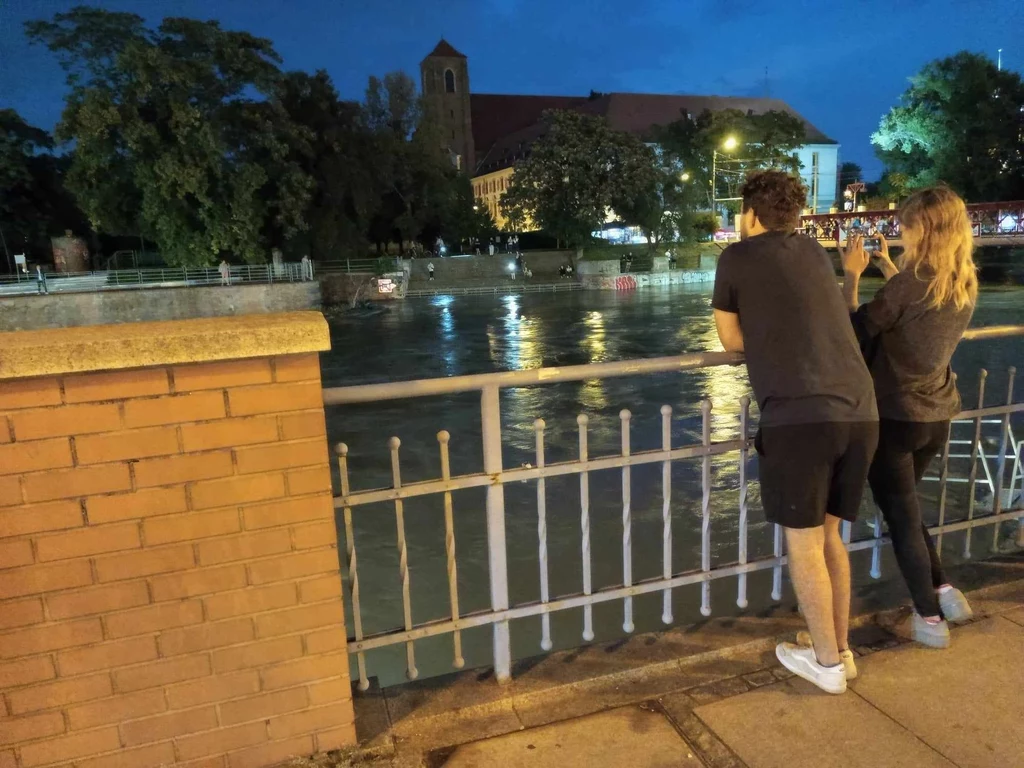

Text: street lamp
xmin=711 ymin=135 xmax=739 ymax=223
xmin=680 ymin=172 xmax=690 ymax=182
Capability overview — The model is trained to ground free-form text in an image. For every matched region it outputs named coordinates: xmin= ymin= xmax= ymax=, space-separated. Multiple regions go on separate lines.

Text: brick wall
xmin=0 ymin=315 xmax=354 ymax=768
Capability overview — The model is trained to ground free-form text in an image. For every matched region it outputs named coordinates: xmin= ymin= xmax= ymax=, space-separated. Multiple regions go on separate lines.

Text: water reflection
xmin=434 ymin=295 xmax=457 ymax=374
xmin=580 ymin=310 xmax=608 ymax=411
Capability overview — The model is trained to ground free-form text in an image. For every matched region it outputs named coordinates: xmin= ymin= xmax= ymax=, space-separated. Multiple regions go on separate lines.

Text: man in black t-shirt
xmin=712 ymin=171 xmax=878 ymax=695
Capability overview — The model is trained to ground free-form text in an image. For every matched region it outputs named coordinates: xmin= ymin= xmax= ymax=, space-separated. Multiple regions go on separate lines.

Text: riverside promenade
xmin=342 ymin=559 xmax=1023 ymax=768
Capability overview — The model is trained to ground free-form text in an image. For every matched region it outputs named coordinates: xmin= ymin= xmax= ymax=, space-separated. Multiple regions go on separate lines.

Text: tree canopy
xmin=0 ymin=109 xmax=87 ymax=261
xmin=27 ymin=7 xmax=313 ymax=266
xmin=502 ymin=111 xmax=662 ymax=251
xmin=653 ymin=108 xmax=806 ymax=209
xmin=872 ymin=52 xmax=1024 ymax=201
xmin=22 ymin=6 xmax=484 ymax=268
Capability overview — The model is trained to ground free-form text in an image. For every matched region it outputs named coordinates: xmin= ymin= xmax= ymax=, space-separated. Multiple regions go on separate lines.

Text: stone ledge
xmin=0 ymin=311 xmax=330 ymax=380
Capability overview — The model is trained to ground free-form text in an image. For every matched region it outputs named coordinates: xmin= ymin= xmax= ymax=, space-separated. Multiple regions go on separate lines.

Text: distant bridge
xmin=800 ymin=200 xmax=1024 ymax=247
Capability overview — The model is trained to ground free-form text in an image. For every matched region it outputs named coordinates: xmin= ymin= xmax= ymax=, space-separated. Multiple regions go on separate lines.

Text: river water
xmin=321 ymin=282 xmax=1024 ymax=686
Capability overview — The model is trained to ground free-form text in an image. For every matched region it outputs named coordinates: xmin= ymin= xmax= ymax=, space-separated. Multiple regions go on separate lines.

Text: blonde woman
xmin=841 ymin=186 xmax=977 ymax=649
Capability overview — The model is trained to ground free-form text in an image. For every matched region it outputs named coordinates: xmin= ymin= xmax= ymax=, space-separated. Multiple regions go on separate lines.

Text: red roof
xmin=470 ymin=94 xmax=590 ymax=167
xmin=424 ymin=39 xmax=466 ymax=60
xmin=471 ymin=91 xmax=835 ymax=173
xmin=590 ymin=93 xmax=834 ymax=144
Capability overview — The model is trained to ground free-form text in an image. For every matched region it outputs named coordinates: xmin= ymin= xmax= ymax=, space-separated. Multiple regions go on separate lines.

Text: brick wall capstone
xmin=0 ymin=312 xmax=354 ymax=768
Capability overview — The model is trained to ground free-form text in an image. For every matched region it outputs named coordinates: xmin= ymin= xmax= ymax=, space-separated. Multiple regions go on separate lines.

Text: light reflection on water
xmin=322 ymin=283 xmax=1024 ymax=686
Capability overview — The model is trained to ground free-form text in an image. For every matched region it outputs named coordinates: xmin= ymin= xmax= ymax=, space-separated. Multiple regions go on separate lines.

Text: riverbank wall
xmin=579 ymin=269 xmax=716 ymax=290
xmin=0 ymin=283 xmax=321 ymax=332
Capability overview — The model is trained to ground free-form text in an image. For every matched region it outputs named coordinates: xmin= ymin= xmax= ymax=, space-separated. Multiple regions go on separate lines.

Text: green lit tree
xmin=872 ymin=51 xmax=1024 ymax=201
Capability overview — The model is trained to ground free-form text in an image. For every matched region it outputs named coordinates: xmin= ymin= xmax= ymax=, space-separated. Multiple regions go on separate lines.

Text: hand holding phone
xmin=870 ymin=233 xmax=898 ymax=280
xmin=841 ymin=234 xmax=870 ymax=277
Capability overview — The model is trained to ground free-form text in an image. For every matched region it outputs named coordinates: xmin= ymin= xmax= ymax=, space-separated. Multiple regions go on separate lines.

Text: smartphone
xmin=864 ymin=237 xmax=881 ymax=252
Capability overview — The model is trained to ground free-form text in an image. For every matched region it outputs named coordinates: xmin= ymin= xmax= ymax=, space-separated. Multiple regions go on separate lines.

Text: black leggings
xmin=867 ymin=419 xmax=950 ymax=617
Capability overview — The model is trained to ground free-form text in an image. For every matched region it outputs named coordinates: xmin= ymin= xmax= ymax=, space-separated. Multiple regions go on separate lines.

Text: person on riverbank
xmin=713 ymin=170 xmax=878 ymax=695
xmin=219 ymin=259 xmax=230 ymax=286
xmin=840 ymin=186 xmax=977 ymax=648
xmin=427 ymin=261 xmax=435 ymax=281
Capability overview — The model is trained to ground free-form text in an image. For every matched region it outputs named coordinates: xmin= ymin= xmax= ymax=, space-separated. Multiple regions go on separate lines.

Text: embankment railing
xmin=322 ymin=325 xmax=1024 ymax=689
xmin=0 ymin=263 xmax=313 ymax=296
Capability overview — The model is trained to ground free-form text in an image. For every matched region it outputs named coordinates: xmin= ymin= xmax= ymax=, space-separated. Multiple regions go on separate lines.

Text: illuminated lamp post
xmin=711 ymin=136 xmax=739 ymax=224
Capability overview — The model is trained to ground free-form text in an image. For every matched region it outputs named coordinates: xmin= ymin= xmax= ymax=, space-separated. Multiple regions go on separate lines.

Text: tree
xmin=278 ymin=70 xmax=381 ymax=261
xmin=838 ymin=161 xmax=863 ymax=188
xmin=745 ymin=110 xmax=807 ymax=173
xmin=502 ymin=111 xmax=655 ymax=253
xmin=608 ymin=134 xmax=666 ymax=249
xmin=654 ymin=108 xmax=806 ymax=210
xmin=0 ymin=109 xmax=89 ymax=266
xmin=362 ymin=71 xmax=467 ymax=253
xmin=27 ymin=7 xmax=313 ymax=266
xmin=444 ymin=175 xmax=498 ymax=247
xmin=872 ymin=52 xmax=1024 ymax=201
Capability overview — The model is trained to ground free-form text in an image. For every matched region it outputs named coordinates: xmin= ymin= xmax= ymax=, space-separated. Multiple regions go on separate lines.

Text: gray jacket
xmin=851 ymin=269 xmax=973 ymax=422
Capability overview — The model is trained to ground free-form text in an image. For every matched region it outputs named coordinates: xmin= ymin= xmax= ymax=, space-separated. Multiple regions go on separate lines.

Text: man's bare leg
xmin=823 ymin=514 xmax=851 ymax=652
xmin=784 ymin=525 xmax=841 ymax=666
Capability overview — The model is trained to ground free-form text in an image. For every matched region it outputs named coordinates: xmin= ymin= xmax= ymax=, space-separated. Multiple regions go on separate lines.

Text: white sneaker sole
xmin=776 ymin=645 xmax=847 ymax=695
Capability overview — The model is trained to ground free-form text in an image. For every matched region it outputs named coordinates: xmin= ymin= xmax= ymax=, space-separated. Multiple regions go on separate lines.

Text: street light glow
xmin=722 ymin=136 xmax=739 ymax=151
xmin=680 ymin=172 xmax=690 ymax=182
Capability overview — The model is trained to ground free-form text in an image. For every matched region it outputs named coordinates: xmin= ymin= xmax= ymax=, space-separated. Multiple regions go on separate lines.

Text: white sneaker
xmin=911 ymin=614 xmax=950 ymax=648
xmin=938 ymin=587 xmax=973 ymax=624
xmin=796 ymin=631 xmax=857 ymax=680
xmin=776 ymin=642 xmax=847 ymax=694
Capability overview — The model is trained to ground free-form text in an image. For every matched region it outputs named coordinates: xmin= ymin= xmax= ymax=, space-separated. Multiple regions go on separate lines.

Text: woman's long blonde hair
xmin=898 ymin=186 xmax=978 ymax=311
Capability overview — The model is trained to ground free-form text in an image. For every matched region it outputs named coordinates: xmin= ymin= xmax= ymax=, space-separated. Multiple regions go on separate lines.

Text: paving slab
xmin=999 ymin=605 xmax=1024 ymax=626
xmin=440 ymin=705 xmax=705 ymax=767
xmin=851 ymin=615 xmax=1024 ymax=768
xmin=694 ymin=677 xmax=955 ymax=768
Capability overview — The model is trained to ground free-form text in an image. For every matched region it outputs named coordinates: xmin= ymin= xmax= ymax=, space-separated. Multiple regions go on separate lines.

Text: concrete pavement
xmin=340 ymin=562 xmax=1023 ymax=768
xmin=436 ymin=612 xmax=1022 ymax=768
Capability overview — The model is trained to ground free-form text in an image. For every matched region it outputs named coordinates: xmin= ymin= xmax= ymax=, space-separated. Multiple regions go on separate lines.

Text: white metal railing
xmin=324 ymin=325 xmax=1024 ymax=689
xmin=318 ymin=257 xmax=403 ymax=274
xmin=0 ymin=263 xmax=313 ymax=296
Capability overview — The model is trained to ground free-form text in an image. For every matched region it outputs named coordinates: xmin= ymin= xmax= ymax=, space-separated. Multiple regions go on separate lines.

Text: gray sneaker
xmin=912 ymin=614 xmax=950 ymax=648
xmin=939 ymin=587 xmax=973 ymax=624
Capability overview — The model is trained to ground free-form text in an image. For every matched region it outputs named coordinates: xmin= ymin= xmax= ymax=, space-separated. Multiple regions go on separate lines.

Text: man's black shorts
xmin=755 ymin=421 xmax=879 ymax=529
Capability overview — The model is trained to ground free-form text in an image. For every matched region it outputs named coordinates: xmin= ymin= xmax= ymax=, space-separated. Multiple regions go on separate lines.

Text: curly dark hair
xmin=740 ymin=171 xmax=808 ymax=232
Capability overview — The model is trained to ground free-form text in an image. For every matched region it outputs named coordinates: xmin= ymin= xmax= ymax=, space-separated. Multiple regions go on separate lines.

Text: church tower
xmin=420 ymin=40 xmax=474 ymax=173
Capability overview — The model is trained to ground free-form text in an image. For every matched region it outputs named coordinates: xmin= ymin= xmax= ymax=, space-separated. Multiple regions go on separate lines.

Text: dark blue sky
xmin=2 ymin=0 xmax=1020 ymax=179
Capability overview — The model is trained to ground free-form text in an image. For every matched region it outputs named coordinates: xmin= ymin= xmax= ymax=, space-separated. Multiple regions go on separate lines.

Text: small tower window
xmin=444 ymin=69 xmax=456 ymax=93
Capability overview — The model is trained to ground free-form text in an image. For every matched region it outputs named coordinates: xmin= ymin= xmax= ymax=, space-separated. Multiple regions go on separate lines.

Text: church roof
xmin=424 ymin=39 xmax=466 ymax=59
xmin=472 ymin=91 xmax=835 ymax=174
xmin=470 ymin=94 xmax=590 ymax=166
xmin=584 ymin=92 xmax=835 ymax=144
